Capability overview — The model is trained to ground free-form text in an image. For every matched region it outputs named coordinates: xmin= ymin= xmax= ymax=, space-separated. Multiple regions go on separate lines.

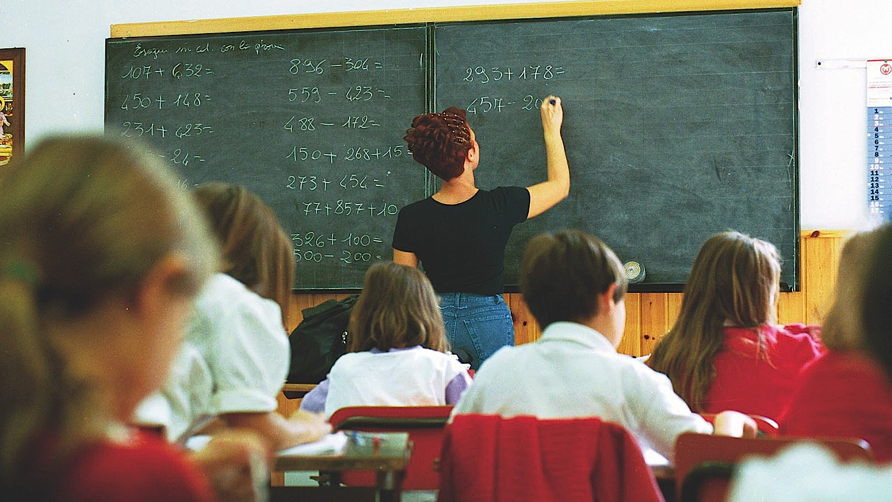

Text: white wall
xmin=1 ymin=0 xmax=890 ymax=229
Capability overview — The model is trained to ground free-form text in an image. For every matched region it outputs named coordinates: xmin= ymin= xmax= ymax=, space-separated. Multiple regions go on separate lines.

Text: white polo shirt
xmin=451 ymin=321 xmax=712 ymax=462
xmin=323 ymin=347 xmax=472 ymax=418
xmin=136 ymin=273 xmax=289 ymax=442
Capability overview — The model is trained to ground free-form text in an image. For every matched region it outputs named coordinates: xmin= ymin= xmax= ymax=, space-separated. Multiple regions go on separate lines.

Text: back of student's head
xmin=0 ymin=134 xmax=217 ymax=486
xmin=821 ymin=230 xmax=879 ymax=352
xmin=348 ymin=261 xmax=448 ymax=353
xmin=862 ymin=223 xmax=892 ymax=380
xmin=192 ymin=183 xmax=294 ymax=321
xmin=648 ymin=230 xmax=780 ymax=411
xmin=683 ymin=231 xmax=781 ymax=328
xmin=403 ymin=107 xmax=472 ymax=181
xmin=520 ymin=229 xmax=626 ymax=328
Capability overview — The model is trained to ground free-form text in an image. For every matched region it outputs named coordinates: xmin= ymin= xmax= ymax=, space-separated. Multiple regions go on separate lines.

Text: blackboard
xmin=106 ymin=26 xmax=429 ymax=289
xmin=106 ymin=8 xmax=799 ymax=291
xmin=434 ymin=10 xmax=799 ymax=290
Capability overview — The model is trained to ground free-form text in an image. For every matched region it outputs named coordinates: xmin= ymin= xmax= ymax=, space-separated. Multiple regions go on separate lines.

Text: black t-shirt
xmin=392 ymin=186 xmax=530 ymax=295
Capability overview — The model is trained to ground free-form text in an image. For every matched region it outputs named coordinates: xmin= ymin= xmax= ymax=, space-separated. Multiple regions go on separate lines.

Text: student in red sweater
xmin=779 ymin=228 xmax=892 ymax=462
xmin=0 ymin=136 xmax=268 ymax=501
xmin=648 ymin=231 xmax=823 ymax=421
xmin=727 ymin=223 xmax=892 ymax=498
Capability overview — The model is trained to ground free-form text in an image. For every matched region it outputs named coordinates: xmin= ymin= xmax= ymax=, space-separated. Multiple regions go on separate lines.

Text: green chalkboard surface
xmin=106 ymin=26 xmax=429 ymax=289
xmin=434 ymin=9 xmax=799 ymax=290
xmin=106 ymin=8 xmax=799 ymax=291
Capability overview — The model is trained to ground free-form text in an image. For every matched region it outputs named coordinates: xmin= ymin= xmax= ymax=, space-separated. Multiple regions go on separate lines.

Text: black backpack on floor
xmin=287 ymin=295 xmax=358 ymax=384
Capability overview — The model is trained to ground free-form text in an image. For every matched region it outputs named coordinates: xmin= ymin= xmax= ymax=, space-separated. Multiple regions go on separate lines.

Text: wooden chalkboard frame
xmin=110 ymin=1 xmax=801 ymax=37
xmin=108 ymin=0 xmax=801 ymax=292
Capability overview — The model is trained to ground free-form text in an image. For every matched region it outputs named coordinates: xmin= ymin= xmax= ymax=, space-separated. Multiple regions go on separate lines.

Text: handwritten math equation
xmin=108 ymin=30 xmax=429 ymax=286
xmin=457 ymin=65 xmax=567 ymax=114
xmin=291 ymin=231 xmax=388 ymax=265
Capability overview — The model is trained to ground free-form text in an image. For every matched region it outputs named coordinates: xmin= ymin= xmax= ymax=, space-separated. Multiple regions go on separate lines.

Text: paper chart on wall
xmin=867 ymin=60 xmax=892 ymax=222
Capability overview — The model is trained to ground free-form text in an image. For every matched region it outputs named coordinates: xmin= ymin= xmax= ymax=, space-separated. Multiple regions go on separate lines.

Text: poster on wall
xmin=0 ymin=48 xmax=25 ymax=167
xmin=867 ymin=59 xmax=892 ymax=222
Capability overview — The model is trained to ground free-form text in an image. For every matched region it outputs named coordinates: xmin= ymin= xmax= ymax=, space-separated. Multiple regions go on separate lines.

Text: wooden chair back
xmin=675 ymin=432 xmax=873 ymax=502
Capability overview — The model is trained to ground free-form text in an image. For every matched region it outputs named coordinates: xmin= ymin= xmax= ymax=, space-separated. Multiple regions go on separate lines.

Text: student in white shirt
xmin=301 ymin=261 xmax=473 ymax=417
xmin=451 ymin=229 xmax=755 ymax=464
xmin=136 ymin=183 xmax=329 ymax=450
xmin=728 ymin=443 xmax=892 ymax=502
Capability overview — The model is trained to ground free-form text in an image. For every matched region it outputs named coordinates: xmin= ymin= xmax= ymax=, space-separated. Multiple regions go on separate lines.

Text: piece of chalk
xmin=549 ymin=99 xmax=556 ymax=105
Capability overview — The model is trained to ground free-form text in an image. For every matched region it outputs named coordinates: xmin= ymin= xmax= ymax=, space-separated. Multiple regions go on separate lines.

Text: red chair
xmin=437 ymin=414 xmax=665 ymax=502
xmin=327 ymin=405 xmax=453 ymax=490
xmin=674 ymin=432 xmax=873 ymax=502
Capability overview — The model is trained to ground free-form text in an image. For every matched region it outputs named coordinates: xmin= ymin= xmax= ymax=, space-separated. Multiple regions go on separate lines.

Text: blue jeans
xmin=438 ymin=293 xmax=514 ymax=371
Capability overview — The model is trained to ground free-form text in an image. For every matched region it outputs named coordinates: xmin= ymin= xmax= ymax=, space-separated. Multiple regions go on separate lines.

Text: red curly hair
xmin=403 ymin=107 xmax=473 ymax=181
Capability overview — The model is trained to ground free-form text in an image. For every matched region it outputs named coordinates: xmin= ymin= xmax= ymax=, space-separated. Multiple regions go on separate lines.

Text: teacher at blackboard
xmin=392 ymin=95 xmax=570 ymax=370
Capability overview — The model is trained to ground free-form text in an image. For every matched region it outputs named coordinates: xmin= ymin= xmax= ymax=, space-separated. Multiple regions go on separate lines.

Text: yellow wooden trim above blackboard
xmin=110 ymin=0 xmax=801 ymax=38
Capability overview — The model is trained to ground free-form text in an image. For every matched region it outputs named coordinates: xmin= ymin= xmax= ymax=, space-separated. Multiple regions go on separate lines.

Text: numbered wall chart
xmin=868 ymin=60 xmax=892 ymax=222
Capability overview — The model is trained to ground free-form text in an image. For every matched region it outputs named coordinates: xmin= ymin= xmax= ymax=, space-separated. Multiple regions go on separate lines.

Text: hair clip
xmin=440 ymin=114 xmax=470 ymax=145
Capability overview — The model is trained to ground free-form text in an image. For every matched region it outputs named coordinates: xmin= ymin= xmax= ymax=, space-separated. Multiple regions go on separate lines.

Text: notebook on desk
xmin=278 ymin=432 xmax=349 ymax=456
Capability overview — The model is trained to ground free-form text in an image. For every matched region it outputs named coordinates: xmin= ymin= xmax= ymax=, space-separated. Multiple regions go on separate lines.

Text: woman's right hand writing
xmin=540 ymin=95 xmax=564 ymax=137
xmin=527 ymin=95 xmax=570 ymax=219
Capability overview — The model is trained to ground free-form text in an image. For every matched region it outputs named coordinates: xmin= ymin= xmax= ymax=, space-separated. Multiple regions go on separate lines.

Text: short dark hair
xmin=403 ymin=107 xmax=472 ymax=181
xmin=520 ymin=230 xmax=626 ymax=328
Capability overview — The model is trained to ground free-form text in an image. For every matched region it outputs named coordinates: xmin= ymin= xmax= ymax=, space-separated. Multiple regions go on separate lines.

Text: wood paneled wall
xmin=284 ymin=230 xmax=850 ymax=357
xmin=273 ymin=230 xmax=846 ymax=484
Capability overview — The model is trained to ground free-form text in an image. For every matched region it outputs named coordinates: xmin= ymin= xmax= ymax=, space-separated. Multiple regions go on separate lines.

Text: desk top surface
xmin=275 ymin=431 xmax=410 ymax=472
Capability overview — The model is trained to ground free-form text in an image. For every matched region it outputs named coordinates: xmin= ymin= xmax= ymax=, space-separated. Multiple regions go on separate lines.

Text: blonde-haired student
xmin=137 ymin=182 xmax=330 ymax=451
xmin=301 ymin=261 xmax=473 ymax=417
xmin=451 ymin=230 xmax=755 ymax=464
xmin=778 ymin=228 xmax=892 ymax=462
xmin=0 ymin=135 xmax=267 ymax=501
xmin=647 ymin=231 xmax=822 ymax=421
xmin=728 ymin=223 xmax=892 ymax=500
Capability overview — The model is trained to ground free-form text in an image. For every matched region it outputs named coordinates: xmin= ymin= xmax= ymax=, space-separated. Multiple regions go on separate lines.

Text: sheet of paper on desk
xmin=643 ymin=447 xmax=670 ymax=467
xmin=278 ymin=431 xmax=349 ymax=456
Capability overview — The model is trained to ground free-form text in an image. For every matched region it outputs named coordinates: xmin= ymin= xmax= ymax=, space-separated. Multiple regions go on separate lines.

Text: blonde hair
xmin=193 ymin=183 xmax=294 ymax=322
xmin=348 ymin=262 xmax=448 ymax=353
xmin=0 ymin=135 xmax=217 ymax=489
xmin=822 ymin=230 xmax=880 ymax=352
xmin=862 ymin=223 xmax=892 ymax=380
xmin=647 ymin=231 xmax=781 ymax=411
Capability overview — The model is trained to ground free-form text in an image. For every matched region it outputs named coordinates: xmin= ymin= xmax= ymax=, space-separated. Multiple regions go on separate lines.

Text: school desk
xmin=271 ymin=431 xmax=411 ymax=502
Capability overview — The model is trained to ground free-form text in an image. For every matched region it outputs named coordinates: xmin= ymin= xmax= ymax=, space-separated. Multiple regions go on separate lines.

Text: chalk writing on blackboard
xmin=107 ymin=10 xmax=800 ymax=290
xmin=106 ymin=26 xmax=428 ymax=289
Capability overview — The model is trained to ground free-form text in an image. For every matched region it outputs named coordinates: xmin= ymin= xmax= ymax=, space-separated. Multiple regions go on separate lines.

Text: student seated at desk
xmin=451 ymin=230 xmax=756 ymax=464
xmin=647 ymin=231 xmax=822 ymax=421
xmin=728 ymin=223 xmax=892 ymax=499
xmin=0 ymin=135 xmax=267 ymax=502
xmin=135 ymin=183 xmax=330 ymax=451
xmin=778 ymin=228 xmax=892 ymax=462
xmin=300 ymin=262 xmax=473 ymax=417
